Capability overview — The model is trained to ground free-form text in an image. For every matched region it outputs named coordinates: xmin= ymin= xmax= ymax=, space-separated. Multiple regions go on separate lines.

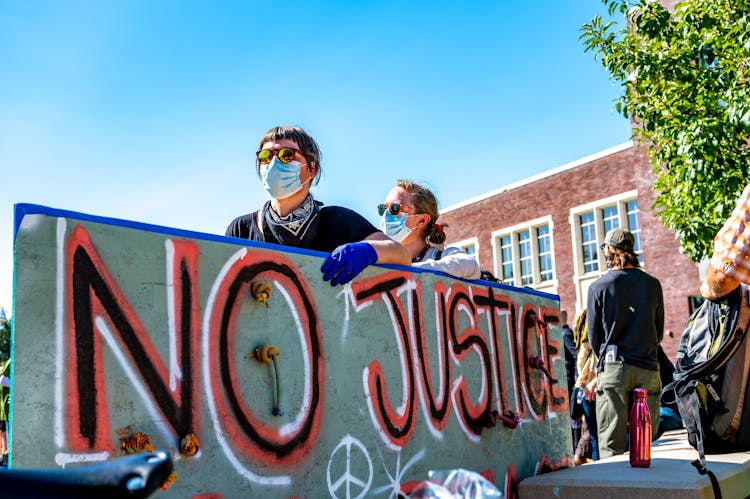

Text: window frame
xmin=570 ymin=190 xmax=642 ymax=310
xmin=491 ymin=215 xmax=557 ymax=290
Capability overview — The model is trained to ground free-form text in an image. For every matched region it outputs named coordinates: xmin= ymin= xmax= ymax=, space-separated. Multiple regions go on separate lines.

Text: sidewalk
xmin=520 ymin=430 xmax=750 ymax=498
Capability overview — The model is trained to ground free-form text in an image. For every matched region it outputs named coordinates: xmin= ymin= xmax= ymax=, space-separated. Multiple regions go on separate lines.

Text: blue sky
xmin=0 ymin=0 xmax=631 ymax=315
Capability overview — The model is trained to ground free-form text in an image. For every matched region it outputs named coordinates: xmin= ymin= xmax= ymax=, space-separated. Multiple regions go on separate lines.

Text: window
xmin=518 ymin=230 xmax=533 ymax=285
xmin=571 ymin=190 xmax=644 ymax=313
xmin=580 ymin=211 xmax=598 ymax=273
xmin=537 ymin=225 xmax=553 ymax=281
xmin=602 ymin=205 xmax=620 ymax=234
xmin=627 ymin=200 xmax=642 ymax=260
xmin=492 ymin=216 xmax=555 ymax=289
xmin=571 ymin=191 xmax=643 ymax=278
xmin=500 ymin=235 xmax=514 ymax=285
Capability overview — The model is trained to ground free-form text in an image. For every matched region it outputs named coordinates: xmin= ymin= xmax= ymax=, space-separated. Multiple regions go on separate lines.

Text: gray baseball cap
xmin=604 ymin=228 xmax=635 ymax=250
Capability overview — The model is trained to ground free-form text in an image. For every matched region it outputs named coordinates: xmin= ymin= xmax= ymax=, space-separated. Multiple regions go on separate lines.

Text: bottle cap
xmin=634 ymin=387 xmax=647 ymax=398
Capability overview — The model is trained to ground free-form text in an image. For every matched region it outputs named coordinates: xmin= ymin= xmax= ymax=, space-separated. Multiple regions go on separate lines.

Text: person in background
xmin=561 ymin=310 xmax=577 ymax=398
xmin=226 ymin=126 xmax=409 ymax=285
xmin=573 ymin=310 xmax=599 ymax=463
xmin=587 ymin=228 xmax=663 ymax=458
xmin=561 ymin=310 xmax=582 ymax=453
xmin=0 ymin=357 xmax=9 ymax=467
xmin=379 ymin=180 xmax=480 ymax=280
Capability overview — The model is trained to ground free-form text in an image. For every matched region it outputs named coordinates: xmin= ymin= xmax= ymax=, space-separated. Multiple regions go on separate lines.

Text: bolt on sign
xmin=11 ymin=204 xmax=571 ymax=498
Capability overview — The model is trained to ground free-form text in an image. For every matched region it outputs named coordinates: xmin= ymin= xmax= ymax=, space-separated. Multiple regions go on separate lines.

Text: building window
xmin=537 ymin=225 xmax=553 ymax=281
xmin=492 ymin=216 xmax=555 ymax=289
xmin=518 ymin=230 xmax=533 ymax=285
xmin=602 ymin=205 xmax=620 ymax=234
xmin=500 ymin=235 xmax=514 ymax=285
xmin=571 ymin=190 xmax=643 ymax=278
xmin=462 ymin=243 xmax=477 ymax=256
xmin=627 ymin=200 xmax=642 ymax=261
xmin=580 ymin=211 xmax=598 ymax=273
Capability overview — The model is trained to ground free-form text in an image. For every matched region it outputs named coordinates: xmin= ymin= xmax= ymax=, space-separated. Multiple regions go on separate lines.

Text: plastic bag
xmin=408 ymin=468 xmax=502 ymax=498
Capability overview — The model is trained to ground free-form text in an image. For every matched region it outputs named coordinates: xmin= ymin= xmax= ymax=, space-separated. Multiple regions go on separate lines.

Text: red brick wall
xmin=438 ymin=143 xmax=700 ymax=360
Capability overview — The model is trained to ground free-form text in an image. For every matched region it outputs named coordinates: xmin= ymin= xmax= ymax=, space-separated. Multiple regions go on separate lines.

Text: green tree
xmin=581 ymin=0 xmax=750 ymax=261
xmin=0 ymin=310 xmax=9 ymax=363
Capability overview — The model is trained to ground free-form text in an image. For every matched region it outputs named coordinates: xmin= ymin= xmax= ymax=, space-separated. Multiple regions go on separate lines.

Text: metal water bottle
xmin=629 ymin=387 xmax=651 ymax=467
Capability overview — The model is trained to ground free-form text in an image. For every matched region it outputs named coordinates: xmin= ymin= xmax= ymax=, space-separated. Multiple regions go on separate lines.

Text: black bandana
xmin=261 ymin=194 xmax=322 ymax=248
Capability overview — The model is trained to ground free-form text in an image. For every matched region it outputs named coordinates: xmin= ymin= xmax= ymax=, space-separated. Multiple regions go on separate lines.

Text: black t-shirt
xmin=587 ymin=267 xmax=664 ymax=371
xmin=225 ymin=205 xmax=379 ymax=253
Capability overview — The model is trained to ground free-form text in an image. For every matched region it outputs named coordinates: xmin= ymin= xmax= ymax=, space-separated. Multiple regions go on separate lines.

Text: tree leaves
xmin=0 ymin=310 xmax=9 ymax=363
xmin=581 ymin=0 xmax=750 ymax=262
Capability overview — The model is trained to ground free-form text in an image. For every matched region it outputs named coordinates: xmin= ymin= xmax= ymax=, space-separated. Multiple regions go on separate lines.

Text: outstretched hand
xmin=321 ymin=242 xmax=378 ymax=286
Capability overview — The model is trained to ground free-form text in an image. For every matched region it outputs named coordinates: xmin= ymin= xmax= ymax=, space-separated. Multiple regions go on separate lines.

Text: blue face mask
xmin=379 ymin=212 xmax=412 ymax=242
xmin=260 ymin=157 xmax=309 ymax=199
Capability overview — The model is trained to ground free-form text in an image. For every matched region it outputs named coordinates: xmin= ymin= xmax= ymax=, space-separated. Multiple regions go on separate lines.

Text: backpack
xmin=662 ymin=284 xmax=750 ymax=494
xmin=479 ymin=269 xmax=500 ymax=282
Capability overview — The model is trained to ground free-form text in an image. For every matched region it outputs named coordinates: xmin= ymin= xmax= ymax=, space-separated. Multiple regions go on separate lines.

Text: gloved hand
xmin=321 ymin=242 xmax=378 ymax=286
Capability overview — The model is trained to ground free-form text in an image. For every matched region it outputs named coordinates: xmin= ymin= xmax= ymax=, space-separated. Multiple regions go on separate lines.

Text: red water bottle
xmin=629 ymin=387 xmax=651 ymax=467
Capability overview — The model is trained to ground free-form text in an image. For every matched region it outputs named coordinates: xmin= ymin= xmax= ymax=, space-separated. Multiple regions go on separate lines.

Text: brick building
xmin=438 ymin=141 xmax=702 ymax=359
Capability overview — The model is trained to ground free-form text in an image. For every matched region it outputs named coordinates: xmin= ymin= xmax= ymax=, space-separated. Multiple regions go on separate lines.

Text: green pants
xmin=595 ymin=361 xmax=661 ymax=459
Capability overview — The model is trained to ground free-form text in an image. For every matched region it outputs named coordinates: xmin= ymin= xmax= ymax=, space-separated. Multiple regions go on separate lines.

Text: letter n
xmin=65 ymin=225 xmax=200 ymax=451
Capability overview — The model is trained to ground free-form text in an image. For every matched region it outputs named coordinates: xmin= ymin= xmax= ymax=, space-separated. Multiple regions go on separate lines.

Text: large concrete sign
xmin=11 ymin=204 xmax=571 ymax=497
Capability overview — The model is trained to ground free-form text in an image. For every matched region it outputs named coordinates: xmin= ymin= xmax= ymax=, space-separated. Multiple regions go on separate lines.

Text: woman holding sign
xmin=226 ymin=125 xmax=409 ymax=285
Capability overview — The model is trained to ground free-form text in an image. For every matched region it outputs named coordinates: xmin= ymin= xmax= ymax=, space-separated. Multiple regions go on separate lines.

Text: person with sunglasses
xmin=379 ymin=180 xmax=480 ymax=280
xmin=226 ymin=125 xmax=409 ymax=286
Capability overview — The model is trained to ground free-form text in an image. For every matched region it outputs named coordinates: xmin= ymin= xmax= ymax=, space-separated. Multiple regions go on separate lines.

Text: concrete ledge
xmin=519 ymin=430 xmax=750 ymax=498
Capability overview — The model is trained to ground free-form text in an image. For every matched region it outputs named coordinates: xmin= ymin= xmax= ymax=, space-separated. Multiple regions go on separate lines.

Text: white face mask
xmin=379 ymin=211 xmax=412 ymax=242
xmin=260 ymin=157 xmax=310 ymax=199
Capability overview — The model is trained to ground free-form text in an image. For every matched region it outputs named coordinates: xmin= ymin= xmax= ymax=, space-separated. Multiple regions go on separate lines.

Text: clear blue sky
xmin=0 ymin=0 xmax=631 ymax=315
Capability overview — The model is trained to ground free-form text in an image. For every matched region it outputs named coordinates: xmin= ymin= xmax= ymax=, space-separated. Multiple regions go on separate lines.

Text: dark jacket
xmin=587 ymin=268 xmax=664 ymax=372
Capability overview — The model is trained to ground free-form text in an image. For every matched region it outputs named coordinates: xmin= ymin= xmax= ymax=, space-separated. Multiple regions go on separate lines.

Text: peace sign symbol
xmin=326 ymin=435 xmax=373 ymax=499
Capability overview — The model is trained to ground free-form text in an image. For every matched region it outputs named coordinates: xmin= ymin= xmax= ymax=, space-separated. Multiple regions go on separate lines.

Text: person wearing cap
xmin=379 ymin=179 xmax=481 ymax=280
xmin=226 ymin=125 xmax=410 ymax=285
xmin=586 ymin=227 xmax=664 ymax=458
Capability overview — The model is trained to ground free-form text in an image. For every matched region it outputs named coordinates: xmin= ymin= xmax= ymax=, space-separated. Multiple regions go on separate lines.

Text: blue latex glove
xmin=321 ymin=242 xmax=378 ymax=286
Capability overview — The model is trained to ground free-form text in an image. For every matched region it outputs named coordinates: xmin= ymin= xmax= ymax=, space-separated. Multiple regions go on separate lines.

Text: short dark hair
xmin=256 ymin=126 xmax=321 ymax=185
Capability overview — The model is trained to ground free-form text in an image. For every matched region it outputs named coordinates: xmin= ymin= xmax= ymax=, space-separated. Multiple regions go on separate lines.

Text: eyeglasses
xmin=378 ymin=203 xmax=411 ymax=216
xmin=256 ymin=147 xmax=301 ymax=165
